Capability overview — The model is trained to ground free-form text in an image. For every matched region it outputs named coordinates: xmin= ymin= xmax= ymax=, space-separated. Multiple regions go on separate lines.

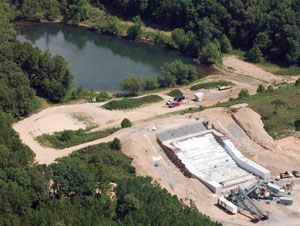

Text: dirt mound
xmin=232 ymin=107 xmax=275 ymax=150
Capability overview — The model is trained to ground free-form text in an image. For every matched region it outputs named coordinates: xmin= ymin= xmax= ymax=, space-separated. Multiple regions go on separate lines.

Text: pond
xmin=16 ymin=23 xmax=193 ymax=91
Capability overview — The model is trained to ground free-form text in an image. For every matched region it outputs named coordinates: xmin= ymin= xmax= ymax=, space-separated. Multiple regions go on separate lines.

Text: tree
xmin=104 ymin=16 xmax=121 ymax=35
xmin=127 ymin=16 xmax=144 ymax=40
xmin=121 ymin=118 xmax=132 ymax=128
xmin=197 ymin=42 xmax=221 ymax=64
xmin=121 ymin=74 xmax=141 ymax=96
xmin=46 ymin=0 xmax=61 ymax=21
xmin=246 ymin=46 xmax=263 ymax=63
xmin=62 ymin=0 xmax=89 ymax=25
xmin=110 ymin=138 xmax=121 ymax=150
xmin=220 ymin=34 xmax=232 ymax=53
xmin=143 ymin=77 xmax=159 ymax=90
xmin=238 ymin=89 xmax=250 ymax=98
xmin=159 ymin=60 xmax=197 ymax=87
xmin=171 ymin=28 xmax=187 ymax=48
xmin=257 ymin=85 xmax=265 ymax=93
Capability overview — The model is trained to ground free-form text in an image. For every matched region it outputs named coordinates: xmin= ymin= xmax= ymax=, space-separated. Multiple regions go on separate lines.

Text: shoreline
xmin=14 ymin=18 xmax=171 ymax=49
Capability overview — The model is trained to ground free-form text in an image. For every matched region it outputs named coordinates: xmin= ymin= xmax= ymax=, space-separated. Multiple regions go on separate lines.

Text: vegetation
xmin=167 ymin=89 xmax=183 ymax=97
xmin=0 ymin=3 xmax=221 ymax=225
xmin=99 ymin=0 xmax=300 ymax=67
xmin=121 ymin=74 xmax=142 ymax=96
xmin=103 ymin=95 xmax=163 ymax=110
xmin=121 ymin=118 xmax=132 ymax=128
xmin=159 ymin=60 xmax=197 ymax=87
xmin=37 ymin=126 xmax=120 ymax=149
xmin=191 ymin=81 xmax=232 ymax=90
xmin=126 ymin=16 xmax=144 ymax=40
xmin=216 ymin=82 xmax=300 ymax=138
xmin=143 ymin=77 xmax=159 ymax=91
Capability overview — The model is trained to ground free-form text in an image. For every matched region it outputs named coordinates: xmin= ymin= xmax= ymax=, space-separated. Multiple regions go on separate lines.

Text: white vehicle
xmin=166 ymin=99 xmax=176 ymax=105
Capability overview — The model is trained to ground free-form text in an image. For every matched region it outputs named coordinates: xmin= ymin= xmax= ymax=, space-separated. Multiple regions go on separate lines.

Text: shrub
xmin=127 ymin=16 xmax=144 ymax=40
xmin=110 ymin=137 xmax=121 ymax=150
xmin=121 ymin=118 xmax=132 ymax=128
xmin=257 ymin=84 xmax=265 ymax=93
xmin=295 ymin=119 xmax=300 ymax=131
xmin=167 ymin=89 xmax=183 ymax=97
xmin=295 ymin=78 xmax=300 ymax=86
xmin=267 ymin=85 xmax=274 ymax=92
xmin=238 ymin=89 xmax=250 ymax=99
xmin=96 ymin=91 xmax=111 ymax=102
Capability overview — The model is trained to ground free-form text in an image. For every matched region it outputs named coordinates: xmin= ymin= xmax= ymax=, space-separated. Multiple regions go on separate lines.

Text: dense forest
xmin=0 ymin=2 xmax=221 ymax=225
xmin=9 ymin=0 xmax=300 ymax=66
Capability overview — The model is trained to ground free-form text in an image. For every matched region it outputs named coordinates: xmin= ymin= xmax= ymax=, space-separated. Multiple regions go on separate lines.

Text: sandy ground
xmin=222 ymin=55 xmax=299 ymax=83
xmin=12 ymin=56 xmax=300 ymax=225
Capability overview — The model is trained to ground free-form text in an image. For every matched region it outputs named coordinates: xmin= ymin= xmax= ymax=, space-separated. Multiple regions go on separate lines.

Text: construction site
xmin=13 ymin=56 xmax=300 ymax=226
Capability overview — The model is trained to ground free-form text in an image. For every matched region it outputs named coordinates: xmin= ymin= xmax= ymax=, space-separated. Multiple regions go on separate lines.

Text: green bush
xmin=295 ymin=78 xmax=300 ymax=86
xmin=238 ymin=89 xmax=250 ymax=98
xmin=110 ymin=137 xmax=121 ymax=150
xmin=167 ymin=89 xmax=183 ymax=97
xmin=257 ymin=85 xmax=265 ymax=93
xmin=103 ymin=95 xmax=163 ymax=110
xmin=191 ymin=81 xmax=232 ymax=90
xmin=121 ymin=118 xmax=132 ymax=128
xmin=96 ymin=91 xmax=111 ymax=102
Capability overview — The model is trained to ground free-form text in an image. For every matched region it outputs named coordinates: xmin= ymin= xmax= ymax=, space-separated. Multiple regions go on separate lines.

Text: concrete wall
xmin=221 ymin=139 xmax=270 ymax=179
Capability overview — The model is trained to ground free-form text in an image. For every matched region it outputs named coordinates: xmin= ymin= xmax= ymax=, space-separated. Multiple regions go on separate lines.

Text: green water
xmin=16 ymin=23 xmax=193 ymax=91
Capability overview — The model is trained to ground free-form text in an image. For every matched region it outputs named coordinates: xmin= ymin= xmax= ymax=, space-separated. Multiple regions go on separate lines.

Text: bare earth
xmin=13 ymin=56 xmax=300 ymax=226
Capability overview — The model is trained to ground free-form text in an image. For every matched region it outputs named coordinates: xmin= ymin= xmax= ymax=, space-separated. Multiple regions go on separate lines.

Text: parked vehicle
xmin=174 ymin=95 xmax=185 ymax=102
xmin=169 ymin=102 xmax=180 ymax=108
xmin=292 ymin=170 xmax=300 ymax=178
xmin=280 ymin=171 xmax=293 ymax=179
xmin=166 ymin=99 xmax=176 ymax=105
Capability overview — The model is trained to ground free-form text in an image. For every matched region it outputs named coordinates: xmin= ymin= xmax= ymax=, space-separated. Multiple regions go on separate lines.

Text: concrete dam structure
xmin=157 ymin=122 xmax=270 ymax=193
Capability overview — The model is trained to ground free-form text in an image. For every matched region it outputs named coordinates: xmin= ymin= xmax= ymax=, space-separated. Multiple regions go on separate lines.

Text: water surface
xmin=16 ymin=23 xmax=193 ymax=91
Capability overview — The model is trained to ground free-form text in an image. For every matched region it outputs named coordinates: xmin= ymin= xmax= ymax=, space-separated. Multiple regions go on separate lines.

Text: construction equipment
xmin=228 ymin=188 xmax=268 ymax=221
xmin=285 ymin=181 xmax=294 ymax=191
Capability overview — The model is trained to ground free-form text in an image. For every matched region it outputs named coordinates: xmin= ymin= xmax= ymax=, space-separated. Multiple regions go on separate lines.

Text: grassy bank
xmin=216 ymin=83 xmax=300 ymax=139
xmin=191 ymin=81 xmax=232 ymax=90
xmin=103 ymin=95 xmax=163 ymax=110
xmin=37 ymin=126 xmax=120 ymax=149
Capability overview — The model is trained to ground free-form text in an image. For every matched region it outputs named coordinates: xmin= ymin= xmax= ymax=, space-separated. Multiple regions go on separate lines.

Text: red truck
xmin=169 ymin=102 xmax=180 ymax=108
